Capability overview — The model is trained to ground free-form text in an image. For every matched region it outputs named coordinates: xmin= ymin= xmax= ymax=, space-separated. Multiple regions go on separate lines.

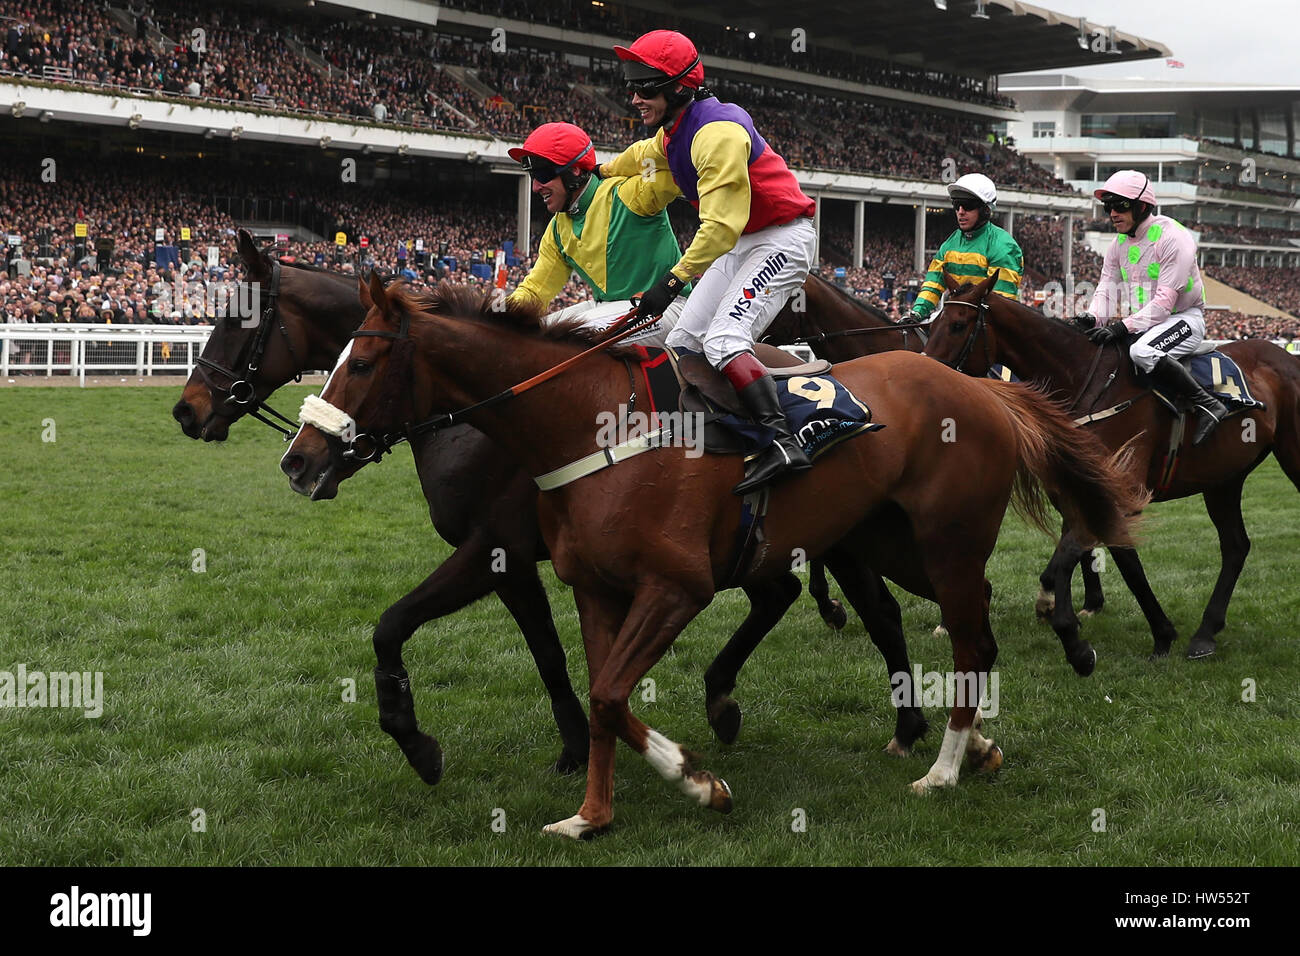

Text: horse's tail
xmin=979 ymin=379 xmax=1148 ymax=547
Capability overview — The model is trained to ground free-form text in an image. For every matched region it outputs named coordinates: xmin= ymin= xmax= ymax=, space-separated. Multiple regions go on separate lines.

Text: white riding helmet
xmin=947 ymin=173 xmax=998 ymax=209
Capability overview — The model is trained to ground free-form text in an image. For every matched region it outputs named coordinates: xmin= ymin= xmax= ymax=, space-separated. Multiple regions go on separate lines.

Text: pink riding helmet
xmin=1094 ymin=170 xmax=1157 ymax=205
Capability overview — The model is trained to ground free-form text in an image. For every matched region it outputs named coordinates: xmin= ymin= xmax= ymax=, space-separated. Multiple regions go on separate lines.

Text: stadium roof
xmin=1000 ymin=74 xmax=1300 ymax=112
xmin=634 ymin=0 xmax=1171 ymax=77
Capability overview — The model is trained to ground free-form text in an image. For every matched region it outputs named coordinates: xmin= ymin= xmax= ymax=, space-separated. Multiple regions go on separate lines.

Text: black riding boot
xmin=733 ymin=372 xmax=813 ymax=495
xmin=1150 ymin=354 xmax=1228 ymax=446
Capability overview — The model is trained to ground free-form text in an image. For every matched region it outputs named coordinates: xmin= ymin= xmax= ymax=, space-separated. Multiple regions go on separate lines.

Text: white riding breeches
xmin=665 ymin=216 xmax=817 ymax=368
xmin=1129 ymin=308 xmax=1205 ymax=373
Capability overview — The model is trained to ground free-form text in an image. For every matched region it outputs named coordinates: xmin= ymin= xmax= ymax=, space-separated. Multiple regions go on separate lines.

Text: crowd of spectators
xmin=1 ymin=0 xmax=1064 ymax=189
xmin=1205 ymin=264 xmax=1300 ymax=318
xmin=439 ymin=0 xmax=1016 ymax=108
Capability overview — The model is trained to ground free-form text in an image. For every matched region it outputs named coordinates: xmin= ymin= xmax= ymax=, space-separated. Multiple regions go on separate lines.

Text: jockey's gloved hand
xmin=1074 ymin=312 xmax=1097 ymax=330
xmin=636 ymin=272 xmax=684 ymax=320
xmin=1088 ymin=319 xmax=1127 ymax=345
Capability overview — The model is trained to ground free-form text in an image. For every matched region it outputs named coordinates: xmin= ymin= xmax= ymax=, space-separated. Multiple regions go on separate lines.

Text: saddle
xmin=673 ymin=343 xmax=831 ymax=418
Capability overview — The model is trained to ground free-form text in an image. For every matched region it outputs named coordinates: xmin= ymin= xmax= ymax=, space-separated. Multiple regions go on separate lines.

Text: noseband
xmin=195 ymin=259 xmax=303 ymax=440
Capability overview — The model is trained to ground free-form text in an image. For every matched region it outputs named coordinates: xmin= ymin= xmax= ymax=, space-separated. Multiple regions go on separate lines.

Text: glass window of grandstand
xmin=1032 ymin=121 xmax=1056 ymax=138
xmin=1259 ymin=109 xmax=1289 ymax=157
xmin=1081 ymin=113 xmax=1176 ymax=138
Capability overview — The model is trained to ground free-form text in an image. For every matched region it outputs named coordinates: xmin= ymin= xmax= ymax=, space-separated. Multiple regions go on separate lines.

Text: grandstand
xmin=3 ymin=0 xmax=1295 ymax=375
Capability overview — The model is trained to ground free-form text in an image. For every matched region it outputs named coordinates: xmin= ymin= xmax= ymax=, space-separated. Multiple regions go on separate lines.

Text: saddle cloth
xmin=988 ymin=351 xmax=1263 ymax=413
xmin=631 ymin=344 xmax=882 ymax=461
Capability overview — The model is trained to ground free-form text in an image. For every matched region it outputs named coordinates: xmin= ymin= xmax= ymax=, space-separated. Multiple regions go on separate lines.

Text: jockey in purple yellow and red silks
xmin=597 ymin=29 xmax=819 ymax=495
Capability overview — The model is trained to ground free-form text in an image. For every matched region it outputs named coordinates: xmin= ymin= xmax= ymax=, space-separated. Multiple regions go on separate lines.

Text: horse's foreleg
xmin=494 ymin=568 xmax=589 ymax=774
xmin=1187 ymin=477 xmax=1251 ymax=660
xmin=704 ymin=572 xmax=801 ymax=744
xmin=372 ymin=543 xmax=501 ymax=786
xmin=1047 ymin=533 xmax=1097 ymax=676
xmin=823 ymin=549 xmax=927 ymax=756
xmin=1079 ymin=547 xmax=1106 ymax=617
xmin=807 ymin=559 xmax=848 ymax=629
xmin=1108 ymin=546 xmax=1179 ymax=659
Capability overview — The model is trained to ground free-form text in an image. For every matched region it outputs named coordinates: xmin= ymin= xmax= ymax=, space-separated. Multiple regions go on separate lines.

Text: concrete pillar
xmin=914 ymin=204 xmax=927 ymax=274
xmin=1062 ymin=214 xmax=1073 ymax=281
xmin=853 ymin=200 xmax=865 ymax=268
xmin=516 ymin=173 xmax=531 ymax=261
xmin=1002 ymin=208 xmax=1015 ymax=235
xmin=813 ymin=194 xmax=822 ymax=269
xmin=1157 ymin=160 xmax=1163 ymax=182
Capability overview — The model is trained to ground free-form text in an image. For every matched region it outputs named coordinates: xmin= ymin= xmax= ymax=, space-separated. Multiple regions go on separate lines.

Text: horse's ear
xmin=942 ymin=269 xmax=961 ymax=293
xmin=975 ymin=272 xmax=999 ymax=299
xmin=358 ymin=274 xmax=373 ymax=311
xmin=237 ymin=229 xmax=270 ymax=282
xmin=368 ymin=270 xmax=390 ymax=316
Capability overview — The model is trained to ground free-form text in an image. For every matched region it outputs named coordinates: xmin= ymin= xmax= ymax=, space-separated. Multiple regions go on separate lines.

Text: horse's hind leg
xmin=1187 ymin=476 xmax=1251 ymax=660
xmin=912 ymin=555 xmax=998 ymax=795
xmin=822 ymin=549 xmax=928 ymax=756
xmin=705 ymin=572 xmax=802 ymax=744
xmin=1079 ymin=546 xmax=1105 ymax=617
xmin=807 ymin=559 xmax=848 ymax=629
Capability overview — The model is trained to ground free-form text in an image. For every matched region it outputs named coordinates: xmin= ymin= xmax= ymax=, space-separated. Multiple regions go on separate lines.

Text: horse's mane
xmin=387 ymin=280 xmax=637 ymax=350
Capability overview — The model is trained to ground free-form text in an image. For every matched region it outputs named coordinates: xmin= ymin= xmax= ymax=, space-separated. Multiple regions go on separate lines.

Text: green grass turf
xmin=1 ymin=384 xmax=1297 ymax=865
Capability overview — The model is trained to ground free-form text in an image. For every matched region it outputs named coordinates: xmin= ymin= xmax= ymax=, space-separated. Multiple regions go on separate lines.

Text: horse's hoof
xmin=1070 ymin=645 xmax=1097 ymax=677
xmin=552 ymin=748 xmax=586 ymax=775
xmin=1148 ymin=645 xmax=1171 ymax=662
xmin=970 ymin=744 xmax=1003 ymax=774
xmin=543 ymin=813 xmax=608 ymax=840
xmin=708 ymin=777 xmax=733 ymax=814
xmin=884 ymin=737 xmax=910 ymax=757
xmin=707 ymin=697 xmax=743 ymax=745
xmin=822 ymin=600 xmax=848 ymax=630
xmin=910 ymin=777 xmax=935 ymax=796
xmin=933 ymin=624 xmax=949 ymax=639
xmin=1078 ymin=609 xmax=1095 ymax=620
xmin=1186 ymin=639 xmax=1217 ymax=660
xmin=406 ymin=734 xmax=444 ymax=786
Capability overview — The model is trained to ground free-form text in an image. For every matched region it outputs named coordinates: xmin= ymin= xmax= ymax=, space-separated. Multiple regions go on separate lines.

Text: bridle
xmin=194 ymin=259 xmax=303 ymax=440
xmin=326 ymin=303 xmax=652 ymax=466
xmin=940 ymin=296 xmax=992 ymax=374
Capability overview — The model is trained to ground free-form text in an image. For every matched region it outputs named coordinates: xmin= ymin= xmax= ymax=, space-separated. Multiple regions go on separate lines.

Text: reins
xmin=336 ymin=304 xmax=654 ymax=463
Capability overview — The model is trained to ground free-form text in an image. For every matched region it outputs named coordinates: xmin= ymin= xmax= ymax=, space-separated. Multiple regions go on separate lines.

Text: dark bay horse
xmin=923 ymin=272 xmax=1300 ymax=661
xmin=174 ymin=232 xmax=935 ymax=785
xmin=282 ymin=276 xmax=1142 ymax=836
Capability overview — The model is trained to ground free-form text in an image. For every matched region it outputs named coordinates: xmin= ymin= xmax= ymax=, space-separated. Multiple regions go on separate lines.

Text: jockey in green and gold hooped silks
xmin=1077 ymin=169 xmax=1226 ymax=446
xmin=909 ymin=173 xmax=1024 ymax=320
xmin=507 ymin=121 xmax=687 ymax=347
xmin=598 ymin=29 xmax=818 ymax=495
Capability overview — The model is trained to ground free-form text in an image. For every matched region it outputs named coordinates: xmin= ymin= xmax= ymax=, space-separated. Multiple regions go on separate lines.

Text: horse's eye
xmin=348 ymin=358 xmax=373 ymax=375
xmin=952 ymin=321 xmax=967 ymax=333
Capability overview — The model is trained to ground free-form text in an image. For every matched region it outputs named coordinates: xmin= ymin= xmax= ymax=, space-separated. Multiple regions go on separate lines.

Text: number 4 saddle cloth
xmin=629 ymin=343 xmax=883 ymax=463
xmin=988 ymin=350 xmax=1264 ymax=415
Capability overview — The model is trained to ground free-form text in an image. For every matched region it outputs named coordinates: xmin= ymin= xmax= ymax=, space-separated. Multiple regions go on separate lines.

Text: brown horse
xmin=175 ymin=233 xmax=933 ymax=781
xmin=282 ymin=275 xmax=1142 ymax=837
xmin=923 ymin=272 xmax=1300 ymax=661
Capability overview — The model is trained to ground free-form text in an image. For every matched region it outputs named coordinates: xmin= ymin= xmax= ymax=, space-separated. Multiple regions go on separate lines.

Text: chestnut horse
xmin=175 ymin=232 xmax=935 ymax=783
xmin=923 ymin=272 xmax=1300 ymax=661
xmin=282 ymin=275 xmax=1142 ymax=837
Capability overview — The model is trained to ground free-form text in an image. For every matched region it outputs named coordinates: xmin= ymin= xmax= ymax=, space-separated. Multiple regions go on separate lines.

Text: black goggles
xmin=625 ymin=78 xmax=671 ymax=99
xmin=1101 ymin=196 xmax=1136 ymax=213
xmin=951 ymin=198 xmax=984 ymax=212
xmin=520 ymin=154 xmax=566 ymax=183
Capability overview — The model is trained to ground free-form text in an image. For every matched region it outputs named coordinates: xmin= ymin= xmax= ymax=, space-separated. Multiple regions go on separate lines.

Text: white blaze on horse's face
xmin=281 ymin=341 xmax=354 ymax=470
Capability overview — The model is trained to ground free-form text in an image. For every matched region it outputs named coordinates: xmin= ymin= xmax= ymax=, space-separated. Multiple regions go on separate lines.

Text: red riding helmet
xmin=614 ymin=30 xmax=705 ymax=90
xmin=507 ymin=122 xmax=597 ymax=175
